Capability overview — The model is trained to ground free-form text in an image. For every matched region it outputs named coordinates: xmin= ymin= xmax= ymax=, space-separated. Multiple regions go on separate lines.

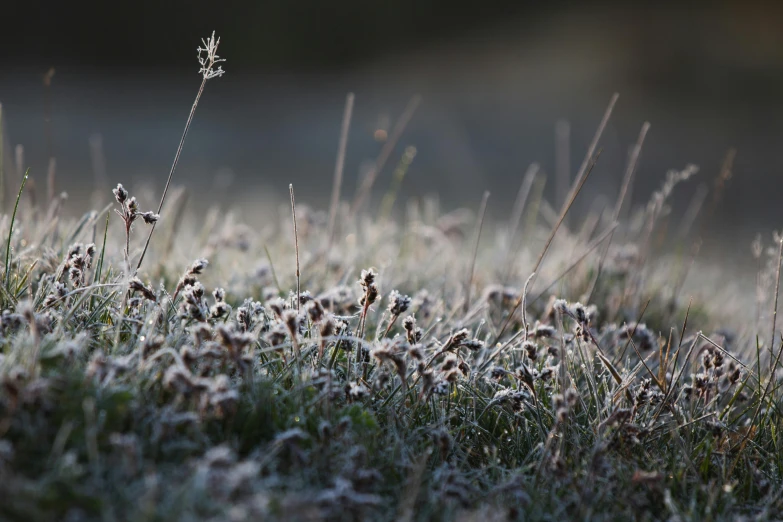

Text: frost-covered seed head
xmin=387 ymin=290 xmax=412 ymax=316
xmin=113 ymin=184 xmax=128 ymax=204
xmin=197 ymin=31 xmax=226 ymax=80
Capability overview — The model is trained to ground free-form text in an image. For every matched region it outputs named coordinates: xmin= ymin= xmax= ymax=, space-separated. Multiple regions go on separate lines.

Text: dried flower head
xmin=533 ymin=323 xmax=556 ymax=338
xmin=387 ymin=290 xmax=412 ymax=316
xmin=522 ymin=340 xmax=538 ymax=361
xmin=129 ymin=277 xmax=156 ymax=301
xmin=403 ymin=315 xmax=423 ymax=344
xmin=113 ymin=183 xmax=128 ymax=204
xmin=307 ymin=299 xmax=325 ymax=323
xmin=141 ymin=211 xmax=160 ymax=224
xmin=553 ymin=299 xmax=569 ymax=315
xmin=197 ymin=31 xmax=226 ymax=80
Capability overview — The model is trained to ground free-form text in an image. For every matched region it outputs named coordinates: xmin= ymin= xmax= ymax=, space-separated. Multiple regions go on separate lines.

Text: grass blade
xmin=5 ymin=167 xmax=29 ymax=290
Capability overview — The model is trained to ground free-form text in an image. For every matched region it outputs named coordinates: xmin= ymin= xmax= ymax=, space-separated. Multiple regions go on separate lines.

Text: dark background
xmin=5 ymin=0 xmax=537 ymax=71
xmin=1 ymin=1 xmax=783 ymax=267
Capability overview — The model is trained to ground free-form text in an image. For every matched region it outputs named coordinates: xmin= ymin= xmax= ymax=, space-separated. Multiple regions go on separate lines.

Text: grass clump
xmin=1 ymin=34 xmax=782 ymax=522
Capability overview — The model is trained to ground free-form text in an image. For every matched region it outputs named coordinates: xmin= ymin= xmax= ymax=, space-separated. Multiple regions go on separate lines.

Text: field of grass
xmin=1 ymin=35 xmax=782 ymax=521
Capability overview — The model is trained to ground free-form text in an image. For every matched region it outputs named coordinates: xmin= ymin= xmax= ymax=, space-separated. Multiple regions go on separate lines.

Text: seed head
xmin=360 ymin=268 xmax=377 ymax=287
xmin=490 ymin=366 xmax=507 ymax=380
xmin=359 ymin=283 xmax=379 ymax=307
xmin=565 ymin=387 xmax=579 ymax=407
xmin=728 ymin=363 xmax=741 ymax=384
xmin=571 ymin=302 xmax=587 ymax=324
xmin=188 ymin=259 xmax=209 ymax=276
xmin=441 ymin=355 xmax=458 ymax=372
xmin=319 ymin=316 xmax=335 ymax=339
xmin=113 ymin=184 xmax=128 ymax=204
xmin=534 ymin=324 xmax=556 ymax=338
xmin=346 ymin=381 xmax=370 ymax=401
xmin=462 ymin=339 xmax=484 ymax=351
xmin=449 ymin=328 xmax=470 ymax=347
xmin=403 ymin=315 xmax=423 ymax=344
xmin=387 ymin=290 xmax=412 ymax=316
xmin=408 ymin=344 xmax=424 ymax=361
xmin=141 ymin=211 xmax=160 ymax=224
xmin=129 ymin=277 xmax=156 ymax=301
xmin=197 ymin=31 xmax=226 ymax=80
xmin=539 ymin=367 xmax=555 ymax=381
xmin=307 ymin=300 xmax=325 ymax=323
xmin=522 ymin=340 xmax=538 ymax=361
xmin=282 ymin=309 xmax=300 ymax=333
xmin=210 ymin=301 xmax=230 ymax=319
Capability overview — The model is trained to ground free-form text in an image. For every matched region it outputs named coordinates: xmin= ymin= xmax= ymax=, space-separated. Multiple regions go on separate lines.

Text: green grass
xmin=0 ymin=163 xmax=780 ymax=521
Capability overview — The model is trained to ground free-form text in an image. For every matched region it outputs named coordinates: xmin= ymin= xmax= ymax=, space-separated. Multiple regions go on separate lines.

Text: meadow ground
xmin=1 ymin=35 xmax=782 ymax=522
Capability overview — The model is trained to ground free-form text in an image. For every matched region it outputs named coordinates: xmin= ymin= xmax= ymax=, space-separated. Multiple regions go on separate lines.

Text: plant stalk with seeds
xmin=136 ymin=31 xmax=225 ymax=272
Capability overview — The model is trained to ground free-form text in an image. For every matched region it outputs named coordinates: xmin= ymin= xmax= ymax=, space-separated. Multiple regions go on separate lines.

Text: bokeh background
xmin=1 ymin=1 xmax=782 ymax=267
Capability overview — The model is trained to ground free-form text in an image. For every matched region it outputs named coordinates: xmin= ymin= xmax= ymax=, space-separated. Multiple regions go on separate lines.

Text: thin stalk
xmin=464 ymin=191 xmax=490 ymax=313
xmin=530 ymin=221 xmax=619 ymax=305
xmin=136 ymin=75 xmax=207 ymax=271
xmin=503 ymin=163 xmax=539 ymax=282
xmin=493 ymin=151 xmax=601 ymax=344
xmin=136 ymin=31 xmax=224 ymax=271
xmin=770 ymin=235 xmax=783 ymax=372
xmin=290 ymin=184 xmax=301 ymax=312
xmin=521 ymin=271 xmax=536 ymax=342
xmin=507 ymin=163 xmax=540 ymax=248
xmin=735 ymin=332 xmax=783 ymax=456
xmin=95 ymin=211 xmax=110 ymax=285
xmin=162 ymin=188 xmax=190 ymax=264
xmin=555 ymin=119 xmax=570 ymax=225
xmin=5 ymin=168 xmax=29 ymax=291
xmin=558 ymin=93 xmax=618 ymax=218
xmin=264 ymin=245 xmax=282 ymax=294
xmin=327 ymin=92 xmax=354 ymax=248
xmin=585 ymin=121 xmax=650 ymax=302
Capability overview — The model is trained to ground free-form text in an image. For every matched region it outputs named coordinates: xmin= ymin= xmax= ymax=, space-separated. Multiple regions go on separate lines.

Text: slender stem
xmin=464 ymin=191 xmax=490 ymax=313
xmin=493 ymin=151 xmax=601 ymax=344
xmin=264 ymin=245 xmax=282 ymax=294
xmin=521 ymin=271 xmax=536 ymax=342
xmin=555 ymin=119 xmax=570 ymax=225
xmin=531 ymin=222 xmax=619 ymax=306
xmin=770 ymin=236 xmax=783 ymax=372
xmin=136 ymin=76 xmax=207 ymax=271
xmin=503 ymin=163 xmax=539 ymax=282
xmin=558 ymin=93 xmax=618 ymax=218
xmin=585 ymin=122 xmax=650 ymax=302
xmin=124 ymin=219 xmax=131 ymax=275
xmin=94 ymin=211 xmax=110 ymax=285
xmin=5 ymin=168 xmax=29 ymax=291
xmin=327 ymin=93 xmax=354 ymax=248
xmin=383 ymin=314 xmax=400 ymax=338
xmin=290 ymin=184 xmax=301 ymax=312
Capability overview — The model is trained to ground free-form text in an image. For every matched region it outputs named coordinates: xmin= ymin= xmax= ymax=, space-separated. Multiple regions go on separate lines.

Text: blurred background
xmin=1 ymin=1 xmax=782 ymax=266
